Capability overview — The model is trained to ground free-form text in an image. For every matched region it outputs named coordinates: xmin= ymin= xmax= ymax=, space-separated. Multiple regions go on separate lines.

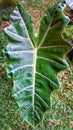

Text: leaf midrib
xmin=17 ymin=6 xmax=56 ymax=116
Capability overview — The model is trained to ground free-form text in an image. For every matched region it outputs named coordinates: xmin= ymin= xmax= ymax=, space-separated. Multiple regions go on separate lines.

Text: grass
xmin=0 ymin=0 xmax=73 ymax=129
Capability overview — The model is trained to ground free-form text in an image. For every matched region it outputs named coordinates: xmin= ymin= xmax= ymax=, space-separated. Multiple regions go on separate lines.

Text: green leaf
xmin=4 ymin=2 xmax=72 ymax=127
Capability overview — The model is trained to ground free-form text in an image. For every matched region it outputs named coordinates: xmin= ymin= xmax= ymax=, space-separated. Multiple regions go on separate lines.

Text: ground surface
xmin=0 ymin=0 xmax=73 ymax=130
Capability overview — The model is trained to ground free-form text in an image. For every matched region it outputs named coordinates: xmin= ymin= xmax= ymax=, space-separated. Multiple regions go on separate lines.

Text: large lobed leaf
xmin=4 ymin=1 xmax=72 ymax=127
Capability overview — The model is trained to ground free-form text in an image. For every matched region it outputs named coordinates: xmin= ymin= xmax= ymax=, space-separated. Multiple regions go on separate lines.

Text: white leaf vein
xmin=23 ymin=104 xmax=32 ymax=115
xmin=9 ymin=65 xmax=33 ymax=73
xmin=40 ymin=45 xmax=67 ymax=49
xmin=36 ymin=72 xmax=58 ymax=87
xmin=7 ymin=51 xmax=34 ymax=53
xmin=37 ymin=56 xmax=58 ymax=64
xmin=13 ymin=85 xmax=32 ymax=97
xmin=35 ymin=93 xmax=49 ymax=107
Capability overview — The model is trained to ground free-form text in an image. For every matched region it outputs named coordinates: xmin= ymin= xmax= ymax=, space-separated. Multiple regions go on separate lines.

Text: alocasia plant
xmin=2 ymin=0 xmax=72 ymax=127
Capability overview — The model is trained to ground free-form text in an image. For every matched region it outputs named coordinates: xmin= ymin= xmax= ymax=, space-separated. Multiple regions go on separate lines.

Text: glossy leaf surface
xmin=66 ymin=0 xmax=73 ymax=9
xmin=4 ymin=2 xmax=71 ymax=127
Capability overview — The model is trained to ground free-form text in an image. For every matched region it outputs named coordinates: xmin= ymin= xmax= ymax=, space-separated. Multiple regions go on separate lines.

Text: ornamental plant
xmin=0 ymin=0 xmax=72 ymax=128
